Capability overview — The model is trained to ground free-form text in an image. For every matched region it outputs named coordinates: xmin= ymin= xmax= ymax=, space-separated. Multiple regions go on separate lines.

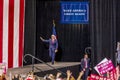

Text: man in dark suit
xmin=81 ymin=53 xmax=90 ymax=80
xmin=40 ymin=35 xmax=58 ymax=65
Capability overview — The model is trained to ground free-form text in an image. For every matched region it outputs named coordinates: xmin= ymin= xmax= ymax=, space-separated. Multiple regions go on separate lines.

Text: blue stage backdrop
xmin=60 ymin=2 xmax=89 ymax=24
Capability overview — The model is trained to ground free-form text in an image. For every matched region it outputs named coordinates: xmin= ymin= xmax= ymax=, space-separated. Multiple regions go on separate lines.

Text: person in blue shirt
xmin=40 ymin=35 xmax=58 ymax=65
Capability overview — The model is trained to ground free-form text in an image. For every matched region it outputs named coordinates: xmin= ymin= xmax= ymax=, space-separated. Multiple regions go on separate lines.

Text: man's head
xmin=84 ymin=54 xmax=88 ymax=58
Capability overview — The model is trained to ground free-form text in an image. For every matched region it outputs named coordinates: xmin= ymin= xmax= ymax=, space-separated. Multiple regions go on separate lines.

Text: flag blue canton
xmin=52 ymin=25 xmax=56 ymax=36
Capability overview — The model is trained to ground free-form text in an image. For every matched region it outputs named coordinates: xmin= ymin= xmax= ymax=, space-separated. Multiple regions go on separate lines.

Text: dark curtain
xmin=24 ymin=0 xmax=119 ymax=69
xmin=116 ymin=0 xmax=120 ymax=42
xmin=36 ymin=1 xmax=90 ymax=62
xmin=90 ymin=0 xmax=116 ymax=72
xmin=24 ymin=0 xmax=36 ymax=65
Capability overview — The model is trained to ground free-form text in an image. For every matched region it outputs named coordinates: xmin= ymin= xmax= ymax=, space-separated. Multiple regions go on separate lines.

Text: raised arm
xmin=77 ymin=71 xmax=84 ymax=80
xmin=40 ymin=37 xmax=49 ymax=43
xmin=66 ymin=70 xmax=72 ymax=80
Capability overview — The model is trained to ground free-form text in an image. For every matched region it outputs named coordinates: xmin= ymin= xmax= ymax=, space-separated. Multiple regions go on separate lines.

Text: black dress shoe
xmin=52 ymin=62 xmax=54 ymax=65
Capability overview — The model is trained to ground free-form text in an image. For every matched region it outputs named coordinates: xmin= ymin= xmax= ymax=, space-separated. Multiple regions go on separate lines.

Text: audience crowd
xmin=0 ymin=66 xmax=119 ymax=80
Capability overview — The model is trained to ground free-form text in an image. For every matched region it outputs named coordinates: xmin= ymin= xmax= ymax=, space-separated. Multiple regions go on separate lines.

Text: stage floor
xmin=7 ymin=62 xmax=80 ymax=75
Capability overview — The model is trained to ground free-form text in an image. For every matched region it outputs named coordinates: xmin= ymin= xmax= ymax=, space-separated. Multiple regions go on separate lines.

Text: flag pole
xmin=53 ymin=19 xmax=55 ymax=27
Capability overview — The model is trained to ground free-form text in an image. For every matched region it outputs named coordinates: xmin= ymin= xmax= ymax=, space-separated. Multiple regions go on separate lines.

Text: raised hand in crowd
xmin=48 ymin=74 xmax=56 ymax=80
xmin=56 ymin=72 xmax=62 ymax=79
xmin=66 ymin=70 xmax=72 ymax=80
xmin=77 ymin=71 xmax=84 ymax=80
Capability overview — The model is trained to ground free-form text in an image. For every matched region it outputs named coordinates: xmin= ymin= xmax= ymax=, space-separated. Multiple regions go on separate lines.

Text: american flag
xmin=0 ymin=0 xmax=25 ymax=68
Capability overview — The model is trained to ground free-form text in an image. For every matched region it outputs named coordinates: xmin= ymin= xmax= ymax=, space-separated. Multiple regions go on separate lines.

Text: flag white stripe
xmin=13 ymin=0 xmax=20 ymax=67
xmin=3 ymin=0 xmax=9 ymax=69
xmin=1 ymin=0 xmax=24 ymax=68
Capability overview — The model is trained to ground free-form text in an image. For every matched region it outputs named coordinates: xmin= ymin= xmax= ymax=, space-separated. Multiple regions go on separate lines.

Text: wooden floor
xmin=7 ymin=62 xmax=80 ymax=75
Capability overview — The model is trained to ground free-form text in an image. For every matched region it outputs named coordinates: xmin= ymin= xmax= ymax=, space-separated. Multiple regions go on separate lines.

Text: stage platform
xmin=7 ymin=62 xmax=80 ymax=77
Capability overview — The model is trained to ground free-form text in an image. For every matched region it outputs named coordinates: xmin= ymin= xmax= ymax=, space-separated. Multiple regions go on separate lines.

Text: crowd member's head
xmin=56 ymin=72 xmax=63 ymax=80
xmin=0 ymin=74 xmax=6 ymax=80
xmin=44 ymin=74 xmax=55 ymax=80
xmin=15 ymin=74 xmax=19 ymax=77
xmin=12 ymin=73 xmax=20 ymax=80
xmin=25 ymin=71 xmax=35 ymax=80
xmin=44 ymin=74 xmax=50 ymax=80
xmin=48 ymin=74 xmax=55 ymax=80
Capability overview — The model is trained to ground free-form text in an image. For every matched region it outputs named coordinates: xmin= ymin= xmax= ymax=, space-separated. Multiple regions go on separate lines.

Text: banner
xmin=94 ymin=58 xmax=108 ymax=75
xmin=109 ymin=68 xmax=117 ymax=80
xmin=90 ymin=74 xmax=111 ymax=80
xmin=90 ymin=68 xmax=117 ymax=80
xmin=92 ymin=58 xmax=119 ymax=80
xmin=60 ymin=2 xmax=89 ymax=24
xmin=97 ymin=60 xmax=114 ymax=74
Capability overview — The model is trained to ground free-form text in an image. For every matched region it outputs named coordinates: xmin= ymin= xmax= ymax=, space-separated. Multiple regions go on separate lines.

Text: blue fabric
xmin=49 ymin=48 xmax=55 ymax=64
xmin=43 ymin=39 xmax=58 ymax=50
xmin=52 ymin=25 xmax=56 ymax=36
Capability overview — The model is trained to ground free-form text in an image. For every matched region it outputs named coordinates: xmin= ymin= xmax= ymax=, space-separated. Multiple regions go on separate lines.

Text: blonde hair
xmin=51 ymin=35 xmax=56 ymax=39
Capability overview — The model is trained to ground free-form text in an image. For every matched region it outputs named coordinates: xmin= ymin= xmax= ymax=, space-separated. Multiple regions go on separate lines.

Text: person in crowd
xmin=12 ymin=74 xmax=21 ymax=80
xmin=56 ymin=72 xmax=63 ymax=80
xmin=117 ymin=42 xmax=120 ymax=66
xmin=20 ymin=73 xmax=27 ymax=80
xmin=43 ymin=73 xmax=55 ymax=80
xmin=77 ymin=71 xmax=84 ymax=80
xmin=0 ymin=73 xmax=7 ymax=80
xmin=80 ymin=53 xmax=91 ymax=80
xmin=43 ymin=74 xmax=50 ymax=80
xmin=66 ymin=70 xmax=75 ymax=80
xmin=48 ymin=74 xmax=56 ymax=80
xmin=25 ymin=71 xmax=35 ymax=80
xmin=40 ymin=34 xmax=58 ymax=65
xmin=116 ymin=65 xmax=120 ymax=80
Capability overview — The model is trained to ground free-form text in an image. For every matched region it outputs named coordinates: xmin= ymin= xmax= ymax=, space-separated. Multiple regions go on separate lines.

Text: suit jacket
xmin=43 ymin=39 xmax=58 ymax=50
xmin=81 ymin=58 xmax=90 ymax=70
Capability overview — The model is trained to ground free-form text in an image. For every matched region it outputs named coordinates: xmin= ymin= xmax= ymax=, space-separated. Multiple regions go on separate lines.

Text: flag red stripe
xmin=19 ymin=0 xmax=24 ymax=66
xmin=8 ymin=0 xmax=14 ymax=68
xmin=0 ymin=0 xmax=3 ymax=63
